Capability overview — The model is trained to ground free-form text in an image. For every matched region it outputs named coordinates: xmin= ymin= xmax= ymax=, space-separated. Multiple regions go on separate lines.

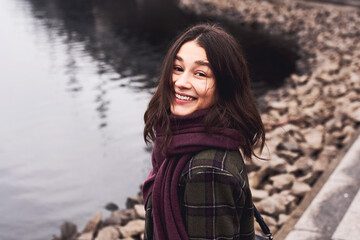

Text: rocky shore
xmin=178 ymin=0 xmax=360 ymax=235
xmin=53 ymin=0 xmax=359 ymax=239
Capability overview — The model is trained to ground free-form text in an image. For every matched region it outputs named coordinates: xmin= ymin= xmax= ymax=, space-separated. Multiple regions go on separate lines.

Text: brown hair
xmin=144 ymin=23 xmax=265 ymax=159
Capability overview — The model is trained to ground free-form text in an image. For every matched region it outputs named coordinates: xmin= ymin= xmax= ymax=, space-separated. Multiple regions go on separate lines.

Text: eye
xmin=195 ymin=72 xmax=207 ymax=77
xmin=173 ymin=66 xmax=183 ymax=72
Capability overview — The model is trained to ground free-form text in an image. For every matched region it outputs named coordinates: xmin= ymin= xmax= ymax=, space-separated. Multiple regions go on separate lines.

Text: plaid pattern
xmin=145 ymin=149 xmax=255 ymax=240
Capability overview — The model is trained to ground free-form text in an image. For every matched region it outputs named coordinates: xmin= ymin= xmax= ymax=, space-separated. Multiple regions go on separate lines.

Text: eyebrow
xmin=175 ymin=55 xmax=211 ymax=68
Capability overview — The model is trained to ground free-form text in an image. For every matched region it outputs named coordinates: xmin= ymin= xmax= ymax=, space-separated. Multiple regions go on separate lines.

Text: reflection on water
xmin=0 ymin=0 xmax=298 ymax=239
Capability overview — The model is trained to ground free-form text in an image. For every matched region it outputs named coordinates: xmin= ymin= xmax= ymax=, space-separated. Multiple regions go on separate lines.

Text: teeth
xmin=175 ymin=93 xmax=194 ymax=101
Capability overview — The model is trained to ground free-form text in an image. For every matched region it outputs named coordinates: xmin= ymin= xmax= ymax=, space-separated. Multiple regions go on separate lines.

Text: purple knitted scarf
xmin=143 ymin=109 xmax=243 ymax=240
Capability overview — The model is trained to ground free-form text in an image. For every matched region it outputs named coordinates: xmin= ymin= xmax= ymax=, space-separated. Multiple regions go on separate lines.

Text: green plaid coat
xmin=145 ymin=149 xmax=255 ymax=240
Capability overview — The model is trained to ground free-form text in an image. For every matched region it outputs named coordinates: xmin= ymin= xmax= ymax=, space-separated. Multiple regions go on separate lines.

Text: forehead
xmin=176 ymin=41 xmax=208 ymax=61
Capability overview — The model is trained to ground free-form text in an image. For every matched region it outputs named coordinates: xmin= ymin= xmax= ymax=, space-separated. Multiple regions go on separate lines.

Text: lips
xmin=175 ymin=92 xmax=196 ymax=101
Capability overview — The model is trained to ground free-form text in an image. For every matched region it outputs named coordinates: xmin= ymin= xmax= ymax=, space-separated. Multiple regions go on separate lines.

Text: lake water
xmin=0 ymin=1 xmax=156 ymax=239
xmin=0 ymin=0 xmax=297 ymax=239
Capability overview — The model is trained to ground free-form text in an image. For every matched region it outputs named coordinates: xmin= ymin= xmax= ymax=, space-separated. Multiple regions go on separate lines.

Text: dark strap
xmin=253 ymin=204 xmax=274 ymax=240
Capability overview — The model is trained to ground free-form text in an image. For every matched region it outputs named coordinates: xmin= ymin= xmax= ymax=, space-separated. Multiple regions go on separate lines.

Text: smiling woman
xmin=171 ymin=41 xmax=216 ymax=116
xmin=142 ymin=24 xmax=266 ymax=240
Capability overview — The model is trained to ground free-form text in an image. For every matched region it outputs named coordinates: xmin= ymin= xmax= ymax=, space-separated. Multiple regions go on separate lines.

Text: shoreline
xmin=180 ymin=0 xmax=360 ymax=237
xmin=54 ymin=0 xmax=360 ymax=239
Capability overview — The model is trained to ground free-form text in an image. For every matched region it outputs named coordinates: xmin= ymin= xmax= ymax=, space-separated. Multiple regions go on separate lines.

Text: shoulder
xmin=180 ymin=149 xmax=248 ymax=185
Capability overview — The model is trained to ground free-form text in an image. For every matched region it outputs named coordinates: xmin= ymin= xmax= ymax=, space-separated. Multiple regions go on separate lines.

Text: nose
xmin=174 ymin=71 xmax=191 ymax=89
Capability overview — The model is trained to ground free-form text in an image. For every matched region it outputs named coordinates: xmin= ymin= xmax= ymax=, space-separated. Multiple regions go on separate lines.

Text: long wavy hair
xmin=144 ymin=23 xmax=265 ymax=159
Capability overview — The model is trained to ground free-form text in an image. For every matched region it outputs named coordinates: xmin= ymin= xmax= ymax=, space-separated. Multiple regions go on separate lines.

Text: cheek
xmin=193 ymin=81 xmax=211 ymax=96
xmin=195 ymin=83 xmax=216 ymax=106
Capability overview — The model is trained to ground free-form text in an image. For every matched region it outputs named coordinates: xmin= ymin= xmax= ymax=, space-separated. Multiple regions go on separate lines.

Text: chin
xmin=170 ymin=105 xmax=195 ymax=116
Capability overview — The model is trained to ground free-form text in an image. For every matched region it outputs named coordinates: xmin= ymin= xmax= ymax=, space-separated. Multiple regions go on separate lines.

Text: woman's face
xmin=170 ymin=41 xmax=216 ymax=116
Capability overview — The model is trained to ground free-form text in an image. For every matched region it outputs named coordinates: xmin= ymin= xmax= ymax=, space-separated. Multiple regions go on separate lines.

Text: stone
xmin=262 ymin=214 xmax=278 ymax=228
xmin=252 ymin=189 xmax=269 ymax=202
xmin=126 ymin=196 xmax=143 ymax=209
xmin=256 ymin=194 xmax=289 ymax=216
xmin=105 ymin=202 xmax=119 ymax=212
xmin=104 ymin=209 xmax=136 ymax=226
xmin=291 ymin=74 xmax=308 ymax=84
xmin=297 ymin=172 xmax=319 ymax=185
xmin=263 ymin=183 xmax=276 ymax=195
xmin=321 ymin=60 xmax=340 ymax=73
xmin=277 ymin=140 xmax=301 ymax=153
xmin=267 ymin=155 xmax=287 ymax=173
xmin=277 ymin=150 xmax=300 ymax=163
xmin=317 ymin=72 xmax=334 ymax=83
xmin=301 ymin=87 xmax=321 ymax=107
xmin=60 ymin=221 xmax=78 ymax=240
xmin=326 ymin=84 xmax=347 ymax=97
xmin=291 ymin=181 xmax=312 ymax=197
xmin=346 ymin=107 xmax=360 ymax=122
xmin=268 ymin=109 xmax=283 ymax=122
xmin=249 ymin=166 xmax=269 ymax=188
xmin=293 ymin=157 xmax=313 ymax=174
xmin=288 ymin=100 xmax=300 ymax=117
xmin=325 ymin=116 xmax=342 ymax=132
xmin=312 ymin=156 xmax=329 ymax=173
xmin=286 ymin=164 xmax=298 ymax=174
xmin=278 ymin=214 xmax=289 ymax=226
xmin=94 ymin=226 xmax=120 ymax=240
xmin=82 ymin=211 xmax=102 ymax=233
xmin=342 ymin=126 xmax=355 ymax=144
xmin=119 ymin=219 xmax=145 ymax=238
xmin=296 ymin=79 xmax=316 ymax=96
xmin=270 ymin=173 xmax=296 ymax=190
xmin=269 ymin=101 xmax=288 ymax=112
xmin=77 ymin=232 xmax=93 ymax=240
xmin=302 ymin=125 xmax=324 ymax=151
xmin=134 ymin=204 xmax=146 ymax=219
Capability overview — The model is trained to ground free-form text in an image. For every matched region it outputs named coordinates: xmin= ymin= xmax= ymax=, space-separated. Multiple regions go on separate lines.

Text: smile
xmin=175 ymin=93 xmax=196 ymax=101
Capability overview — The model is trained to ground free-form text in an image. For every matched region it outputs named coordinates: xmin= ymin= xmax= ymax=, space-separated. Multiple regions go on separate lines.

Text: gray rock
xmin=252 ymin=189 xmax=269 ymax=202
xmin=60 ymin=221 xmax=78 ymax=240
xmin=105 ymin=202 xmax=119 ymax=212
xmin=249 ymin=166 xmax=269 ymax=188
xmin=288 ymin=100 xmax=300 ymax=118
xmin=270 ymin=173 xmax=296 ymax=190
xmin=94 ymin=226 xmax=120 ymax=240
xmin=134 ymin=204 xmax=145 ymax=219
xmin=126 ymin=196 xmax=143 ymax=209
xmin=104 ymin=209 xmax=136 ymax=226
xmin=301 ymin=87 xmax=321 ymax=107
xmin=312 ymin=156 xmax=329 ymax=173
xmin=76 ymin=232 xmax=92 ymax=240
xmin=277 ymin=140 xmax=301 ymax=153
xmin=76 ymin=232 xmax=93 ymax=240
xmin=267 ymin=155 xmax=287 ymax=173
xmin=297 ymin=172 xmax=319 ymax=185
xmin=262 ymin=214 xmax=278 ymax=228
xmin=119 ymin=219 xmax=145 ymax=238
xmin=345 ymin=103 xmax=360 ymax=122
xmin=257 ymin=194 xmax=291 ymax=216
xmin=293 ymin=157 xmax=313 ymax=174
xmin=269 ymin=101 xmax=288 ymax=112
xmin=291 ymin=74 xmax=308 ymax=84
xmin=277 ymin=150 xmax=300 ymax=163
xmin=302 ymin=125 xmax=324 ymax=151
xmin=291 ymin=181 xmax=312 ymax=197
xmin=278 ymin=214 xmax=289 ymax=226
xmin=82 ymin=211 xmax=102 ymax=234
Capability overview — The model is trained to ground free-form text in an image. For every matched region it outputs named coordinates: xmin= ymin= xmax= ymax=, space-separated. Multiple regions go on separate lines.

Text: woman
xmin=143 ymin=24 xmax=265 ymax=240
